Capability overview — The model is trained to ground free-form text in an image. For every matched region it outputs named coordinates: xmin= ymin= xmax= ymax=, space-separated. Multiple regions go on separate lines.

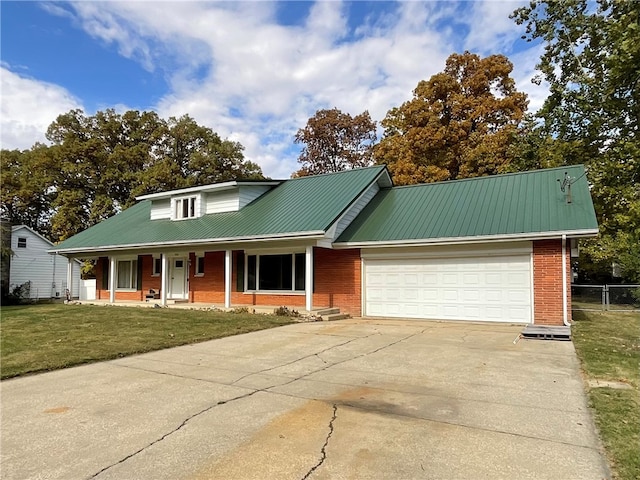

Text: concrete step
xmin=312 ymin=307 xmax=340 ymax=316
xmin=323 ymin=313 xmax=350 ymax=321
xmin=166 ymin=299 xmax=189 ymax=305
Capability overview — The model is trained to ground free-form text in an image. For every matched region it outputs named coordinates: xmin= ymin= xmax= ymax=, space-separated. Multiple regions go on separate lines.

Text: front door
xmin=170 ymin=258 xmax=187 ymax=299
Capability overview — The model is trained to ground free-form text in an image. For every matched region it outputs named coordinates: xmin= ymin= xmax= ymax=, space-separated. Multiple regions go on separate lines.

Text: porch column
xmin=66 ymin=256 xmax=73 ymax=301
xmin=305 ymin=246 xmax=313 ymax=312
xmin=224 ymin=250 xmax=231 ymax=308
xmin=160 ymin=254 xmax=169 ymax=306
xmin=109 ymin=257 xmax=116 ymax=303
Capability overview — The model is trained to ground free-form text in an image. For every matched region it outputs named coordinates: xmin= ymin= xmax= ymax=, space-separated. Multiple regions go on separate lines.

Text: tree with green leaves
xmin=294 ymin=108 xmax=376 ymax=177
xmin=512 ymin=0 xmax=639 ymax=282
xmin=1 ymin=109 xmax=263 ymax=242
xmin=374 ymin=52 xmax=528 ymax=185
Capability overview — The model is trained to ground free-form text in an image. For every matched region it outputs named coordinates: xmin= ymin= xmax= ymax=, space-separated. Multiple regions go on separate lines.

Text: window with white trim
xmin=152 ymin=257 xmax=161 ymax=276
xmin=17 ymin=237 xmax=27 ymax=248
xmin=195 ymin=255 xmax=205 ymax=276
xmin=246 ymin=253 xmax=305 ymax=292
xmin=173 ymin=196 xmax=197 ymax=220
xmin=117 ymin=259 xmax=138 ymax=289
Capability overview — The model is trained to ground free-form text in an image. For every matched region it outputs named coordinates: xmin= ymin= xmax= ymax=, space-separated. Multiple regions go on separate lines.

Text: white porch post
xmin=305 ymin=245 xmax=313 ymax=312
xmin=161 ymin=254 xmax=169 ymax=306
xmin=66 ymin=257 xmax=73 ymax=300
xmin=224 ymin=250 xmax=232 ymax=308
xmin=109 ymin=257 xmax=116 ymax=303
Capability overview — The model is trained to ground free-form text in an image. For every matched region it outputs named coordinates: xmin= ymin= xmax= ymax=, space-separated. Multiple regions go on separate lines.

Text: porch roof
xmin=51 ymin=165 xmax=388 ymax=254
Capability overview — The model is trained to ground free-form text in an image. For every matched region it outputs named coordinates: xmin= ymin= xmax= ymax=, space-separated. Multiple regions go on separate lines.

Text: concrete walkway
xmin=1 ymin=319 xmax=610 ymax=479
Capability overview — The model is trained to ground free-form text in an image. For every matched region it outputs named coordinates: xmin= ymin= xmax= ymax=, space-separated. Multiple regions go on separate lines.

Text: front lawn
xmin=0 ymin=303 xmax=294 ymax=380
xmin=572 ymin=310 xmax=640 ymax=480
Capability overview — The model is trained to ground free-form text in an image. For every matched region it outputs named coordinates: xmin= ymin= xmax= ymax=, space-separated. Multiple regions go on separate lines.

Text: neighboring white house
xmin=9 ymin=225 xmax=81 ymax=299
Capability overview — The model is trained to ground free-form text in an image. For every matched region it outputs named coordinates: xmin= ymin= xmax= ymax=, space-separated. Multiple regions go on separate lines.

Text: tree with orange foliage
xmin=375 ymin=52 xmax=528 ymax=185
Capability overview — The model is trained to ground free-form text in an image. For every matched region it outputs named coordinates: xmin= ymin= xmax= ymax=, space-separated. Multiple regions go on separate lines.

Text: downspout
xmin=562 ymin=234 xmax=569 ymax=326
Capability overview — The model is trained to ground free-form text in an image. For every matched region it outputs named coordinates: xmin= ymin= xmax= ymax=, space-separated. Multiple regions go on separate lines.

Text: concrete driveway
xmin=1 ymin=319 xmax=609 ymax=480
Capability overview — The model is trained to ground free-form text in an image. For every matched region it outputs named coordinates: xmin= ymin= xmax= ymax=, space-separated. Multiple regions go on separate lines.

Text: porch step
xmin=521 ymin=325 xmax=571 ymax=341
xmin=323 ymin=313 xmax=350 ymax=321
xmin=311 ymin=307 xmax=340 ymax=316
xmin=166 ymin=299 xmax=189 ymax=305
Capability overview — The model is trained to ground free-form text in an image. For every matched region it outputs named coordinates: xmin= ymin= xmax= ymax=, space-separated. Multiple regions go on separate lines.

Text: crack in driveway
xmin=88 ymin=328 xmax=425 ymax=478
xmin=86 ymin=389 xmax=260 ymax=479
xmin=301 ymin=404 xmax=337 ymax=480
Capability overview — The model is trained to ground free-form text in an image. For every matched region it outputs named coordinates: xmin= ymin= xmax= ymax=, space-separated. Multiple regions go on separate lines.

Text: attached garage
xmin=362 ymin=245 xmax=533 ymax=323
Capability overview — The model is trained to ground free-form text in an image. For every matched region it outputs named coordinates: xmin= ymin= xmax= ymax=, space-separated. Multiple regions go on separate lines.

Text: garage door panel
xmin=364 ymin=255 xmax=531 ymax=323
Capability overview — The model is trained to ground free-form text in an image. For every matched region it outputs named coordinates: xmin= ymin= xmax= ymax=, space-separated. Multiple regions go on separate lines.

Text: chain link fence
xmin=572 ymin=284 xmax=640 ymax=311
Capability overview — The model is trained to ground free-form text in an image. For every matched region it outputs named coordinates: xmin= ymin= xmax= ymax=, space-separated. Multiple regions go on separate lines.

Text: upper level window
xmin=174 ymin=196 xmax=197 ymax=220
xmin=17 ymin=237 xmax=27 ymax=248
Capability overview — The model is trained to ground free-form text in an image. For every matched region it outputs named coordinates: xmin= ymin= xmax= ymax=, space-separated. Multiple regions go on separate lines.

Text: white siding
xmin=333 ymin=183 xmax=380 ymax=239
xmin=239 ymin=185 xmax=272 ymax=208
xmin=205 ymin=190 xmax=240 ymax=214
xmin=9 ymin=228 xmax=81 ymax=299
xmin=150 ymin=199 xmax=172 ymax=220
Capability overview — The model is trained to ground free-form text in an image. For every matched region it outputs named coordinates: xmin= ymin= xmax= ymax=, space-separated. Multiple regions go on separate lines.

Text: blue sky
xmin=1 ymin=1 xmax=545 ymax=178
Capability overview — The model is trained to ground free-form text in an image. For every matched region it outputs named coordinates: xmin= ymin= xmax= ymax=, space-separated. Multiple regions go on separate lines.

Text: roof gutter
xmin=48 ymin=230 xmax=326 ymax=255
xmin=333 ymin=229 xmax=599 ymax=249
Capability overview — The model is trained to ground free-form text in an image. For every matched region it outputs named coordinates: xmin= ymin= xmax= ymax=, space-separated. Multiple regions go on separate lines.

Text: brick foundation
xmin=532 ymin=239 xmax=572 ymax=326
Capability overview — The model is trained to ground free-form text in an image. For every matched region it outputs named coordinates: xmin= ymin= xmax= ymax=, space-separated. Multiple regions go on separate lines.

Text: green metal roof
xmin=52 ymin=165 xmax=387 ymax=253
xmin=336 ymin=165 xmax=598 ymax=244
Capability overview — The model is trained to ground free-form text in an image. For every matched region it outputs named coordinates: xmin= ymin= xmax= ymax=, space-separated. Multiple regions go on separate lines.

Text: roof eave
xmin=333 ymin=229 xmax=599 ymax=249
xmin=48 ymin=230 xmax=326 ymax=255
xmin=135 ymin=181 xmax=281 ymax=200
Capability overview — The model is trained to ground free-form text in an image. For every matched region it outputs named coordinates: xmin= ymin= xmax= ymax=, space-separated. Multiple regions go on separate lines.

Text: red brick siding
xmin=189 ymin=252 xmax=225 ymax=303
xmin=533 ymin=239 xmax=572 ymax=325
xmin=94 ymin=248 xmax=362 ymax=315
xmin=313 ymin=247 xmax=361 ymax=316
xmin=229 ymin=248 xmax=361 ymax=315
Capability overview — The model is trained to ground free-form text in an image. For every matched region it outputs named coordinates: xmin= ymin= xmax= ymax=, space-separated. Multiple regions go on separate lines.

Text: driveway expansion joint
xmin=301 ymin=404 xmax=337 ymax=480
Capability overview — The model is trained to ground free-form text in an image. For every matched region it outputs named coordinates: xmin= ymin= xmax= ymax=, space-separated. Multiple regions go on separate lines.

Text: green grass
xmin=572 ymin=310 xmax=640 ymax=480
xmin=0 ymin=303 xmax=294 ymax=380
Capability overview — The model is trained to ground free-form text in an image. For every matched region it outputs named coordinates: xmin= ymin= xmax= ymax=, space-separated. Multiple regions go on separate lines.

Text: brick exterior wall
xmin=189 ymin=252 xmax=225 ymax=303
xmin=231 ymin=247 xmax=362 ymax=316
xmin=95 ymin=249 xmax=362 ymax=316
xmin=532 ymin=239 xmax=572 ymax=326
xmin=313 ymin=247 xmax=361 ymax=316
xmin=94 ymin=243 xmax=571 ymax=325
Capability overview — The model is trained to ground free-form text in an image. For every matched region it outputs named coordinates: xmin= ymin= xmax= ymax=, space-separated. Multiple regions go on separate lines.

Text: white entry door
xmin=364 ymin=255 xmax=532 ymax=323
xmin=170 ymin=258 xmax=187 ymax=299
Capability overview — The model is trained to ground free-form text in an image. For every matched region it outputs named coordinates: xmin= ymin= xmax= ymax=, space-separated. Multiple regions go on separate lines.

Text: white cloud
xmin=463 ymin=0 xmax=522 ymax=54
xmin=0 ymin=66 xmax=82 ymax=150
xmin=4 ymin=1 xmax=550 ymax=177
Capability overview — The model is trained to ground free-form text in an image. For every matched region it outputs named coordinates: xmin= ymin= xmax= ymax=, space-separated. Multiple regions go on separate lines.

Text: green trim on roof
xmin=336 ymin=165 xmax=598 ymax=244
xmin=52 ymin=165 xmax=388 ymax=252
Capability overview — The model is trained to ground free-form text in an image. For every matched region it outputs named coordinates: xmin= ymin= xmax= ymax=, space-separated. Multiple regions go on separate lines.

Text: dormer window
xmin=173 ymin=195 xmax=199 ymax=220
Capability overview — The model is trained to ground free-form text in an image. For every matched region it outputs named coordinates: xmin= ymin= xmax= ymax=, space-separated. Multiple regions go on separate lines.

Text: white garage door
xmin=364 ymin=255 xmax=532 ymax=323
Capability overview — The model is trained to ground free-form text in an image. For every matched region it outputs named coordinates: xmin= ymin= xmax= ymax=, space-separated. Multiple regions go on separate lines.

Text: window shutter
xmin=101 ymin=258 xmax=109 ymax=290
xmin=236 ymin=252 xmax=244 ymax=292
xmin=137 ymin=256 xmax=143 ymax=290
